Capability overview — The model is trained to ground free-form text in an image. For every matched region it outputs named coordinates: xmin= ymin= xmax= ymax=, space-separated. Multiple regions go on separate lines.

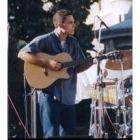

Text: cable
xmin=104 ymin=102 xmax=120 ymax=132
xmin=24 ymin=74 xmax=28 ymax=138
xmin=8 ymin=93 xmax=31 ymax=138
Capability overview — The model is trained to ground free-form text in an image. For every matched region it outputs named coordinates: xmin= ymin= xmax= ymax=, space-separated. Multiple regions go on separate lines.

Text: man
xmin=18 ymin=9 xmax=97 ymax=138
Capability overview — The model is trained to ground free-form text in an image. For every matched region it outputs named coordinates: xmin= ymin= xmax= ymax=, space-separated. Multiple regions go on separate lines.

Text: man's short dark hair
xmin=53 ymin=9 xmax=73 ymax=28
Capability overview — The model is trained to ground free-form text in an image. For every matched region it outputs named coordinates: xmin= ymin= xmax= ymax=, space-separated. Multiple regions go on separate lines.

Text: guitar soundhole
xmin=42 ymin=66 xmax=48 ymax=76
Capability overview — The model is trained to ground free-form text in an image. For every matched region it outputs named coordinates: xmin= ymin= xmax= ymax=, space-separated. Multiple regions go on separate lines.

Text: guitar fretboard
xmin=62 ymin=50 xmax=122 ymax=69
xmin=63 ymin=57 xmax=93 ymax=68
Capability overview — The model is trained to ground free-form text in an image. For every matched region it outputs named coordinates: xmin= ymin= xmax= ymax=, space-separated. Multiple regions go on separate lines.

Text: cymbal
xmin=106 ymin=50 xmax=132 ymax=70
xmin=91 ymin=81 xmax=116 ymax=88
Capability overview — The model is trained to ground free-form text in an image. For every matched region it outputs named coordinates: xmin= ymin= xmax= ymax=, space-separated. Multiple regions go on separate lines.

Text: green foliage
xmin=8 ymin=0 xmax=97 ymax=138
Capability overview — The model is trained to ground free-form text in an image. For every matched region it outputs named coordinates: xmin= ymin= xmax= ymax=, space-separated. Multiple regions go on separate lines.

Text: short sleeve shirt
xmin=20 ymin=30 xmax=85 ymax=105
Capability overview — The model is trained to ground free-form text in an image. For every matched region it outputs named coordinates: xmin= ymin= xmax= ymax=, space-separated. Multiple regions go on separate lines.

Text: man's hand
xmin=47 ymin=60 xmax=62 ymax=71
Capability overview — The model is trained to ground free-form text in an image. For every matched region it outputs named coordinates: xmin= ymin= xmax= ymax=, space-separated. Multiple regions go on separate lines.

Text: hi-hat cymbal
xmin=106 ymin=50 xmax=132 ymax=70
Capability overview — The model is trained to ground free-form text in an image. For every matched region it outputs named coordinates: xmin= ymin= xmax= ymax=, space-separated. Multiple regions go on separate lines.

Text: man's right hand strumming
xmin=46 ymin=60 xmax=62 ymax=71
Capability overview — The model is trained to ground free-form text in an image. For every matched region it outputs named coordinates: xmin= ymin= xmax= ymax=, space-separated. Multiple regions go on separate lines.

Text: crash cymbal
xmin=106 ymin=50 xmax=132 ymax=70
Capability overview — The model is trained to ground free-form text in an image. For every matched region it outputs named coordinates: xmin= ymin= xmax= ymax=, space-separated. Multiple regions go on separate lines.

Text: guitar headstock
xmin=106 ymin=50 xmax=122 ymax=61
xmin=99 ymin=50 xmax=123 ymax=61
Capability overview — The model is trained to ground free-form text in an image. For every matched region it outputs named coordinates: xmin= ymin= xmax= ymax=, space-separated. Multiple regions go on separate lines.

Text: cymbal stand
xmin=118 ymin=61 xmax=128 ymax=138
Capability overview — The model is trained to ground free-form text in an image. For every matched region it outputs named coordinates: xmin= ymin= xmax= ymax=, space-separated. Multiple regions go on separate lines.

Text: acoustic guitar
xmin=24 ymin=50 xmax=122 ymax=89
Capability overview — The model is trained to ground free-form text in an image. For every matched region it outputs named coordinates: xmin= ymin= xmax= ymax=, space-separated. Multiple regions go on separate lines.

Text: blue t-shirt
xmin=21 ymin=30 xmax=85 ymax=105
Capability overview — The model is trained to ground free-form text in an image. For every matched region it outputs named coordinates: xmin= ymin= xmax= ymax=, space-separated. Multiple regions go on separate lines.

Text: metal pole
xmin=89 ymin=88 xmax=98 ymax=138
xmin=31 ymin=89 xmax=37 ymax=138
xmin=120 ymin=61 xmax=128 ymax=137
xmin=97 ymin=22 xmax=106 ymax=138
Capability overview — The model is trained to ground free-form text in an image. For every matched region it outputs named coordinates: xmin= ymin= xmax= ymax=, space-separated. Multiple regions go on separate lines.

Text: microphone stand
xmin=96 ymin=21 xmax=107 ymax=138
xmin=89 ymin=17 xmax=111 ymax=138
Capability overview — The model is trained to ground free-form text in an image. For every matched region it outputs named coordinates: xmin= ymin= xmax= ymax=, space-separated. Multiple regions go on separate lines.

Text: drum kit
xmin=88 ymin=49 xmax=132 ymax=138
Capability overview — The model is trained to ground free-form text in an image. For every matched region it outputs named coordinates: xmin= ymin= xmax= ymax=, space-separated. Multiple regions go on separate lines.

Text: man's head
xmin=53 ymin=9 xmax=76 ymax=35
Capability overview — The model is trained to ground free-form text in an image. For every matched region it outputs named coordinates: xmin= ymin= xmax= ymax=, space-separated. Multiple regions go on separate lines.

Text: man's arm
xmin=77 ymin=63 xmax=93 ymax=73
xmin=77 ymin=58 xmax=97 ymax=73
xmin=18 ymin=51 xmax=61 ymax=71
xmin=18 ymin=51 xmax=46 ymax=66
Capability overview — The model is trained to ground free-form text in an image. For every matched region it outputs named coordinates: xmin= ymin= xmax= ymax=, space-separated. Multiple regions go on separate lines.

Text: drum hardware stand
xmin=118 ymin=60 xmax=128 ymax=138
xmin=89 ymin=91 xmax=98 ymax=138
xmin=113 ymin=80 xmax=121 ymax=138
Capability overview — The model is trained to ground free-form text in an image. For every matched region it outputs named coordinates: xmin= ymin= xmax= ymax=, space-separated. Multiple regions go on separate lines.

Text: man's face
xmin=61 ymin=15 xmax=76 ymax=35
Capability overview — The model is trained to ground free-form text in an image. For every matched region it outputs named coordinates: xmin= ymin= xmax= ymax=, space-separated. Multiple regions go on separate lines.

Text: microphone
xmin=97 ymin=16 xmax=112 ymax=33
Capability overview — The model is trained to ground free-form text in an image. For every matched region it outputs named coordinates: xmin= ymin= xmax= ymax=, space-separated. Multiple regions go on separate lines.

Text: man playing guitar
xmin=18 ymin=9 xmax=97 ymax=138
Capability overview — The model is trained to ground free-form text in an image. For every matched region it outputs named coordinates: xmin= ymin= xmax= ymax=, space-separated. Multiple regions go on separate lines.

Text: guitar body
xmin=24 ymin=52 xmax=72 ymax=89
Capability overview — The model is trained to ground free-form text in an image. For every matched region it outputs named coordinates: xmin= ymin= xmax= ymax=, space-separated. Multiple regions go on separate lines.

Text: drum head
xmin=106 ymin=50 xmax=132 ymax=70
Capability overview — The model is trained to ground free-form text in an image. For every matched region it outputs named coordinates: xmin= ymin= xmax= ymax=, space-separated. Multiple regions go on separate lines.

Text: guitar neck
xmin=63 ymin=57 xmax=93 ymax=68
xmin=62 ymin=55 xmax=108 ymax=68
xmin=62 ymin=50 xmax=122 ymax=69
